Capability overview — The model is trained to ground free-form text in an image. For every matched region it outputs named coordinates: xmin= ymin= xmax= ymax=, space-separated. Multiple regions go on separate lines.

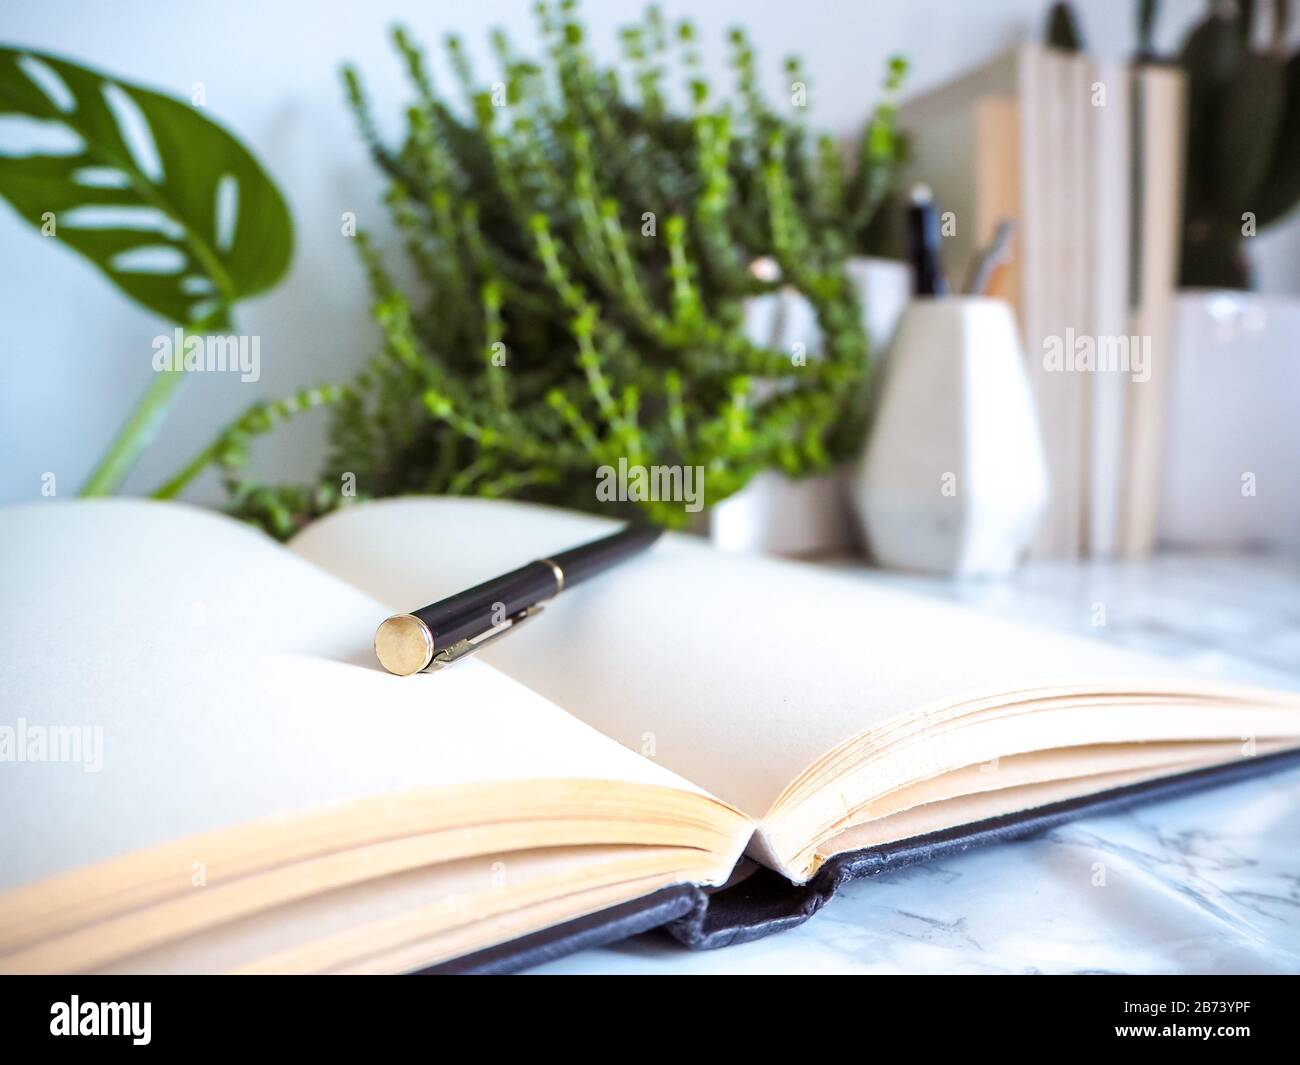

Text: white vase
xmin=851 ymin=297 xmax=1049 ymax=576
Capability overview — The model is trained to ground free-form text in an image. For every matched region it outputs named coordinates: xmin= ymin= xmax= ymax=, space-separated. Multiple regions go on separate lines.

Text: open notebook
xmin=2 ymin=497 xmax=1298 ymax=974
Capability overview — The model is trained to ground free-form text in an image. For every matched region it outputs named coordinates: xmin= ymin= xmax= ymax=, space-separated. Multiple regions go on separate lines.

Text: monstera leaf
xmin=0 ymin=46 xmax=294 ymax=495
xmin=0 ymin=45 xmax=291 ymax=326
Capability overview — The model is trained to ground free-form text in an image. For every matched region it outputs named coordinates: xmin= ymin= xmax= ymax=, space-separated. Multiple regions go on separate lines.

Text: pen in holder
xmin=850 ymin=296 xmax=1049 ymax=577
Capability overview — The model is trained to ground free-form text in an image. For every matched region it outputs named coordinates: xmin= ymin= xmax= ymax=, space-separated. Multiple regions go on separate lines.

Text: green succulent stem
xmin=153 ymin=382 xmax=348 ymax=502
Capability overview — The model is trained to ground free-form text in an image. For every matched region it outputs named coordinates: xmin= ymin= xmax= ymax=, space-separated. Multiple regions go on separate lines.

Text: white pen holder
xmin=850 ymin=296 xmax=1049 ymax=577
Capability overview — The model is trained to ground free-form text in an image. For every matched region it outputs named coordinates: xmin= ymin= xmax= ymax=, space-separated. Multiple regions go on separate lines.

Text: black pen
xmin=374 ymin=523 xmax=661 ymax=675
xmin=907 ymin=183 xmax=950 ymax=297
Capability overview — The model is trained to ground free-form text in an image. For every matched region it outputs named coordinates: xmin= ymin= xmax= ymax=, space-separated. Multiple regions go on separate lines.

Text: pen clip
xmin=427 ymin=604 xmax=545 ymax=671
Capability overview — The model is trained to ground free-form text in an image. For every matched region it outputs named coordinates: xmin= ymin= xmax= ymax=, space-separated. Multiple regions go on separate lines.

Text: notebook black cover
xmin=424 ymin=747 xmax=1300 ymax=974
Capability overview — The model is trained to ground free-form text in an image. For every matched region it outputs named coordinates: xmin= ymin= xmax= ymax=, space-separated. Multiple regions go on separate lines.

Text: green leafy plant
xmin=1175 ymin=0 xmax=1300 ymax=287
xmin=199 ymin=1 xmax=906 ymax=539
xmin=0 ymin=46 xmax=293 ymax=493
xmin=1046 ymin=0 xmax=1300 ymax=288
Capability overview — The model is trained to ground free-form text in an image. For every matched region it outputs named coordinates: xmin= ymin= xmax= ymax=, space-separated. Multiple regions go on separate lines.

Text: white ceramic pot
xmin=1158 ymin=291 xmax=1300 ymax=550
xmin=707 ymin=469 xmax=858 ymax=557
xmin=710 ymin=257 xmax=910 ymax=557
xmin=851 ymin=297 xmax=1049 ymax=576
xmin=741 ymin=256 xmax=911 ymax=355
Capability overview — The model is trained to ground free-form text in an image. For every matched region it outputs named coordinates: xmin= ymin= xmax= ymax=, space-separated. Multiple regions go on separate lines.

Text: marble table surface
xmin=534 ymin=552 xmax=1300 ymax=974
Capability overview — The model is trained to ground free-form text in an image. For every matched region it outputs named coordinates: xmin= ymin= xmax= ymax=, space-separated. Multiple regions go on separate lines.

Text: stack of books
xmin=897 ymin=44 xmax=1186 ymax=559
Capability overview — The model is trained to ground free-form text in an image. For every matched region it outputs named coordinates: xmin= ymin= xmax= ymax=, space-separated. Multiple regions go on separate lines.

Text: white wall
xmin=3 ymin=0 xmax=1297 ymax=504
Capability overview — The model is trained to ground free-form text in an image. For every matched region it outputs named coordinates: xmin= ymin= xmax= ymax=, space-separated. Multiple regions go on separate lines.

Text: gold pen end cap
xmin=374 ymin=614 xmax=434 ymax=676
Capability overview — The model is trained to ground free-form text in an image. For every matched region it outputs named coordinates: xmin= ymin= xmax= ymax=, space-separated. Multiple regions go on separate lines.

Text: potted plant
xmin=170 ymin=2 xmax=910 ymax=545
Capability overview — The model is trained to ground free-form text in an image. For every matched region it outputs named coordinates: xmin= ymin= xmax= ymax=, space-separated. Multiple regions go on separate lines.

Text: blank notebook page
xmin=290 ymin=496 xmax=1194 ymax=818
xmin=0 ymin=500 xmax=710 ymax=891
